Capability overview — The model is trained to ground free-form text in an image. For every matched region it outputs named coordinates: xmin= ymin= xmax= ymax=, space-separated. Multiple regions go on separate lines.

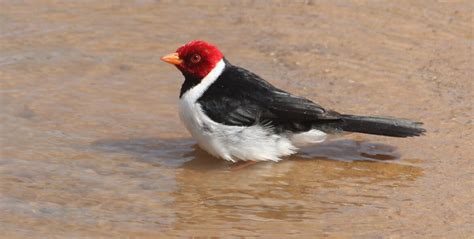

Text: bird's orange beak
xmin=161 ymin=52 xmax=183 ymax=65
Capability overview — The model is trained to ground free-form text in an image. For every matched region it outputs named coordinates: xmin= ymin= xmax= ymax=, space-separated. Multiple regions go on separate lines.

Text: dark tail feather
xmin=340 ymin=115 xmax=426 ymax=137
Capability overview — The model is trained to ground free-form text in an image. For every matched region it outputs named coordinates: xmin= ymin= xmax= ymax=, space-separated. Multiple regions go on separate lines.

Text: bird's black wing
xmin=197 ymin=63 xmax=341 ymax=133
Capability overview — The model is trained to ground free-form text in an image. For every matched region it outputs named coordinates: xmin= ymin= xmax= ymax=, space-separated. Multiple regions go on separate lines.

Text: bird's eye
xmin=190 ymin=54 xmax=201 ymax=64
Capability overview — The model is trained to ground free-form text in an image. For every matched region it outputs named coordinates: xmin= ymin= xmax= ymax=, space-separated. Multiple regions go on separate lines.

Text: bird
xmin=161 ymin=40 xmax=425 ymax=163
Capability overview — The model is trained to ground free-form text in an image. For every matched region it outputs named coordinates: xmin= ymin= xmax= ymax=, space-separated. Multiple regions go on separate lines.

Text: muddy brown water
xmin=1 ymin=1 xmax=473 ymax=238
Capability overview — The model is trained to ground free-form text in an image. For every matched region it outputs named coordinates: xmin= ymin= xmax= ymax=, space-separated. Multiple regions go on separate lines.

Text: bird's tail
xmin=339 ymin=115 xmax=426 ymax=137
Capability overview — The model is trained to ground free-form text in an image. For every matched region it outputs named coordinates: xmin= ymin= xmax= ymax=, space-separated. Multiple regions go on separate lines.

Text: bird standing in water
xmin=161 ymin=40 xmax=425 ymax=163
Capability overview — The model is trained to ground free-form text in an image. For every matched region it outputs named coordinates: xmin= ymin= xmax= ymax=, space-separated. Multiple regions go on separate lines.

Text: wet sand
xmin=1 ymin=1 xmax=473 ymax=238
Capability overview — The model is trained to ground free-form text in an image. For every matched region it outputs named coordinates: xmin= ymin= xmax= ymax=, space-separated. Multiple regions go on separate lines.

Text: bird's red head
xmin=161 ymin=40 xmax=223 ymax=79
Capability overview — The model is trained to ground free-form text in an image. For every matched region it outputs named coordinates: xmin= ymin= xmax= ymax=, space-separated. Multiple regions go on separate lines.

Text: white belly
xmin=180 ymin=97 xmax=298 ymax=162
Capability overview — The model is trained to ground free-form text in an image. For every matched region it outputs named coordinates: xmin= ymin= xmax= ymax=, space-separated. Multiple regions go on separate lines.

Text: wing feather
xmin=197 ymin=63 xmax=341 ymax=132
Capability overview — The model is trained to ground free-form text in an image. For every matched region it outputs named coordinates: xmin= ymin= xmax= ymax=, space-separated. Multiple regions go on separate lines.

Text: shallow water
xmin=1 ymin=1 xmax=473 ymax=238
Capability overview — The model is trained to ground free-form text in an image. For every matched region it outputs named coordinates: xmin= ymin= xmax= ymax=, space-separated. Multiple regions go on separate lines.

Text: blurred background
xmin=1 ymin=1 xmax=472 ymax=238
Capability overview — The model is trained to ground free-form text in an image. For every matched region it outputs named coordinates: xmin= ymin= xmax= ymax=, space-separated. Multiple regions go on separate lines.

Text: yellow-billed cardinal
xmin=161 ymin=40 xmax=425 ymax=162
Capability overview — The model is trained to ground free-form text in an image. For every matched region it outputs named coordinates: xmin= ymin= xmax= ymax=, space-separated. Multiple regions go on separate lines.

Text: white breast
xmin=179 ymin=59 xmax=326 ymax=162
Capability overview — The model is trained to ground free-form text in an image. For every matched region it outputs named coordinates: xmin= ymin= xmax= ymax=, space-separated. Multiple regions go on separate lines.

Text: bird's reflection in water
xmin=296 ymin=139 xmax=400 ymax=162
xmin=92 ymin=137 xmax=423 ymax=232
xmin=181 ymin=139 xmax=402 ymax=170
xmin=173 ymin=138 xmax=423 ymax=229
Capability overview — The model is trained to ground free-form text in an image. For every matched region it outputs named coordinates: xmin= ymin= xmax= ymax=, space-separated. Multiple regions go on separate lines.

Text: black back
xmin=182 ymin=60 xmax=342 ymax=133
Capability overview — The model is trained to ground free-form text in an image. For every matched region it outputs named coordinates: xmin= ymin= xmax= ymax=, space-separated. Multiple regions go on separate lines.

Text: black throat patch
xmin=179 ymin=73 xmax=201 ymax=98
xmin=179 ymin=58 xmax=229 ymax=98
